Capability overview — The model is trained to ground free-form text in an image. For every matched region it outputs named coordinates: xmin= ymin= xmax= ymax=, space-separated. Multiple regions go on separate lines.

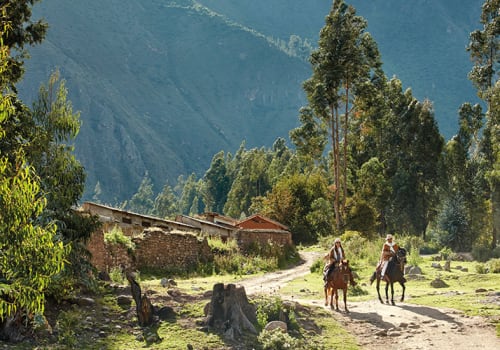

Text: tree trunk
xmin=205 ymin=283 xmax=257 ymax=339
xmin=126 ymin=272 xmax=154 ymax=327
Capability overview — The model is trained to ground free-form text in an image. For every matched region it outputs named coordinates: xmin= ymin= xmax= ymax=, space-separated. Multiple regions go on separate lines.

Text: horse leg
xmin=330 ymin=288 xmax=335 ymax=309
xmin=343 ymin=288 xmax=348 ymax=313
xmin=324 ymin=287 xmax=329 ymax=306
xmin=376 ymin=278 xmax=384 ymax=304
xmin=390 ymin=282 xmax=395 ymax=305
xmin=385 ymin=282 xmax=390 ymax=304
xmin=400 ymin=281 xmax=406 ymax=302
xmin=334 ymin=288 xmax=340 ymax=311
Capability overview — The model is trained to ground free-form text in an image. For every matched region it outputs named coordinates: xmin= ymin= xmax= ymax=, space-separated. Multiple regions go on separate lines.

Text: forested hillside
xmin=18 ymin=0 xmax=483 ymax=203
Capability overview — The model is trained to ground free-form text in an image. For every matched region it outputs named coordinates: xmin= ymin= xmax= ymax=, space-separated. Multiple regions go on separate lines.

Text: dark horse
xmin=370 ymin=248 xmax=407 ymax=305
xmin=324 ymin=260 xmax=356 ymax=312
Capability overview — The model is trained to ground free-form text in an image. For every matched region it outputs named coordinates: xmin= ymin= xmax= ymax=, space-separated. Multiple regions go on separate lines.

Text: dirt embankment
xmin=236 ymin=252 xmax=500 ymax=350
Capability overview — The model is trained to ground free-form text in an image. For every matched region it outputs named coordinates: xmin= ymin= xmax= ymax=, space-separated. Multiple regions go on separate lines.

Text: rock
xmin=116 ymin=295 xmax=132 ymax=309
xmin=74 ymin=297 xmax=96 ymax=307
xmin=264 ymin=320 xmax=288 ymax=333
xmin=431 ymin=262 xmax=442 ymax=269
xmin=407 ymin=266 xmax=422 ymax=275
xmin=430 ymin=278 xmax=448 ymax=288
xmin=156 ymin=306 xmax=176 ymax=320
xmin=443 ymin=260 xmax=451 ymax=271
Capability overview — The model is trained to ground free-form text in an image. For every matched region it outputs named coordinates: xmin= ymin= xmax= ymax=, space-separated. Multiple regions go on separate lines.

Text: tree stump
xmin=205 ymin=283 xmax=257 ymax=339
xmin=126 ymin=272 xmax=154 ymax=326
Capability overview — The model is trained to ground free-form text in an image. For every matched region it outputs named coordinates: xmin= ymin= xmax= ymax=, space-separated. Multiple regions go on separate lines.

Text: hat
xmin=334 ymin=238 xmax=341 ymax=243
xmin=386 ymin=234 xmax=393 ymax=240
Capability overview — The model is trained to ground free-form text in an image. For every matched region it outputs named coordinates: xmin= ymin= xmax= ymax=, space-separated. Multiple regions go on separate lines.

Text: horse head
xmin=396 ymin=247 xmax=407 ymax=264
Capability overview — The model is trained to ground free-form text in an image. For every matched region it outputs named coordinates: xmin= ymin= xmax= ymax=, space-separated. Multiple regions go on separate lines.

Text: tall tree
xmin=203 ymin=151 xmax=230 ymax=213
xmin=0 ymin=9 xmax=67 ymax=337
xmin=224 ymin=147 xmax=271 ymax=218
xmin=127 ymin=172 xmax=154 ymax=215
xmin=302 ymin=0 xmax=382 ymax=230
xmin=467 ymin=0 xmax=500 ymax=248
xmin=154 ymin=183 xmax=178 ymax=219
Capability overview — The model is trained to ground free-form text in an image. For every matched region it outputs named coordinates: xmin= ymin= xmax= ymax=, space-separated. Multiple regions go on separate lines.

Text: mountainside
xmin=19 ymin=0 xmax=483 ymax=203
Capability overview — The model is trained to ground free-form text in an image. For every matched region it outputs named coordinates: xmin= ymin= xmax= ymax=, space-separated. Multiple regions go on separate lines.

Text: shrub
xmin=310 ymin=257 xmax=324 ymax=274
xmin=56 ymin=308 xmax=80 ymax=347
xmin=407 ymin=247 xmax=423 ymax=267
xmin=439 ymin=247 xmax=453 ymax=260
xmin=104 ymin=225 xmax=135 ymax=252
xmin=475 ymin=263 xmax=487 ymax=274
xmin=109 ymin=267 xmax=125 ymax=284
xmin=255 ymin=296 xmax=298 ymax=331
xmin=486 ymin=258 xmax=500 ymax=273
xmin=258 ymin=329 xmax=303 ymax=350
xmin=472 ymin=244 xmax=500 ymax=262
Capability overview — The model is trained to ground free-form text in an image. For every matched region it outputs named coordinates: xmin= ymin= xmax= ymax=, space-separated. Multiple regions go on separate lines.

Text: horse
xmin=324 ymin=259 xmax=356 ymax=312
xmin=371 ymin=247 xmax=407 ymax=305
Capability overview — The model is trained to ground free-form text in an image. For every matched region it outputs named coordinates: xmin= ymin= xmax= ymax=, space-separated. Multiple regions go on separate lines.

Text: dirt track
xmin=236 ymin=252 xmax=500 ymax=350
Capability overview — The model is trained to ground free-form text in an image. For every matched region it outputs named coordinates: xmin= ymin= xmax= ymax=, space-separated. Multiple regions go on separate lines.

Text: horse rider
xmin=323 ymin=238 xmax=345 ymax=284
xmin=376 ymin=234 xmax=399 ymax=282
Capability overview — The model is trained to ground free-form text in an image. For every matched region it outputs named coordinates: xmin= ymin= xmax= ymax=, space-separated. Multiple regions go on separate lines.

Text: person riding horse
xmin=323 ymin=238 xmax=346 ymax=285
xmin=370 ymin=234 xmax=400 ymax=283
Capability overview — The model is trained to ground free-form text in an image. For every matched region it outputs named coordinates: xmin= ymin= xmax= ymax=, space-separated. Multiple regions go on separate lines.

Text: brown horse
xmin=324 ymin=260 xmax=356 ymax=312
xmin=371 ymin=248 xmax=407 ymax=305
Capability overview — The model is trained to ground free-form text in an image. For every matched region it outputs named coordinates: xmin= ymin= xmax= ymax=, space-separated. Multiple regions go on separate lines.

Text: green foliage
xmin=109 ymin=267 xmax=125 ymax=284
xmin=203 ymin=151 xmax=231 ymax=213
xmin=257 ymin=329 xmax=303 ymax=350
xmin=471 ymin=244 xmax=500 ymax=262
xmin=486 ymin=258 xmax=500 ymax=273
xmin=127 ymin=173 xmax=155 ymax=215
xmin=104 ymin=226 xmax=136 ymax=251
xmin=439 ymin=247 xmax=454 ymax=260
xmin=255 ymin=296 xmax=296 ymax=330
xmin=153 ymin=182 xmax=178 ymax=219
xmin=475 ymin=263 xmax=487 ymax=274
xmin=55 ymin=308 xmax=79 ymax=347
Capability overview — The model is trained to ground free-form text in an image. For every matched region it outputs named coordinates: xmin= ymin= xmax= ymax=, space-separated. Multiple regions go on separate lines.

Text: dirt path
xmin=236 ymin=252 xmax=500 ymax=350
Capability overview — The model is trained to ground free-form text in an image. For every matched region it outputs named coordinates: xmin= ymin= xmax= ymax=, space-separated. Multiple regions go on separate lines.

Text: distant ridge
xmin=19 ymin=0 xmax=483 ymax=203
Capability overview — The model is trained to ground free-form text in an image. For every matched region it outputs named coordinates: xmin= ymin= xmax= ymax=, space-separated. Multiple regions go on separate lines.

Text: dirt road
xmin=236 ymin=252 xmax=500 ymax=350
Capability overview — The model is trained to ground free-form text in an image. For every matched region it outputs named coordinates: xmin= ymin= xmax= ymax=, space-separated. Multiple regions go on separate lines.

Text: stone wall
xmin=88 ymin=227 xmax=213 ymax=272
xmin=235 ymin=229 xmax=292 ymax=252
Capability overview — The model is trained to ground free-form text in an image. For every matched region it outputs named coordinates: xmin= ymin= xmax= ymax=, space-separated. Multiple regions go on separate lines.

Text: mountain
xmin=19 ymin=0 xmax=483 ymax=204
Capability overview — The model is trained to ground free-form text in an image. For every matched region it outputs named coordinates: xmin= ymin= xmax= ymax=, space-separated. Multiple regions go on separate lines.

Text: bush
xmin=258 ymin=329 xmax=303 ymax=350
xmin=104 ymin=225 xmax=135 ymax=252
xmin=439 ymin=247 xmax=453 ymax=261
xmin=475 ymin=263 xmax=487 ymax=274
xmin=472 ymin=244 xmax=500 ymax=262
xmin=255 ymin=296 xmax=298 ymax=331
xmin=486 ymin=258 xmax=500 ymax=273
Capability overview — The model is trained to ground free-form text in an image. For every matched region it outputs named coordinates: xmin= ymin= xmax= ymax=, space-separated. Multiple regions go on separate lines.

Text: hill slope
xmin=19 ymin=0 xmax=483 ymax=203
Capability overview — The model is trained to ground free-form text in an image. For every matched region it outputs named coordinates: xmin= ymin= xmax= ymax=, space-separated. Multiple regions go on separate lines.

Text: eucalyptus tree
xmin=466 ymin=0 xmax=500 ymax=247
xmin=302 ymin=0 xmax=383 ymax=230
xmin=203 ymin=151 xmax=230 ymax=213
xmin=177 ymin=173 xmax=204 ymax=215
xmin=154 ymin=183 xmax=178 ymax=219
xmin=289 ymin=106 xmax=328 ymax=172
xmin=353 ymin=77 xmax=443 ymax=237
xmin=0 ymin=5 xmax=67 ymax=336
xmin=224 ymin=147 xmax=272 ymax=218
xmin=127 ymin=173 xmax=154 ymax=215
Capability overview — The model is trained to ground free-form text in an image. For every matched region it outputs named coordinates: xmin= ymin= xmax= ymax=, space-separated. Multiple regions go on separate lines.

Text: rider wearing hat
xmin=378 ymin=234 xmax=399 ymax=281
xmin=323 ymin=238 xmax=346 ymax=283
